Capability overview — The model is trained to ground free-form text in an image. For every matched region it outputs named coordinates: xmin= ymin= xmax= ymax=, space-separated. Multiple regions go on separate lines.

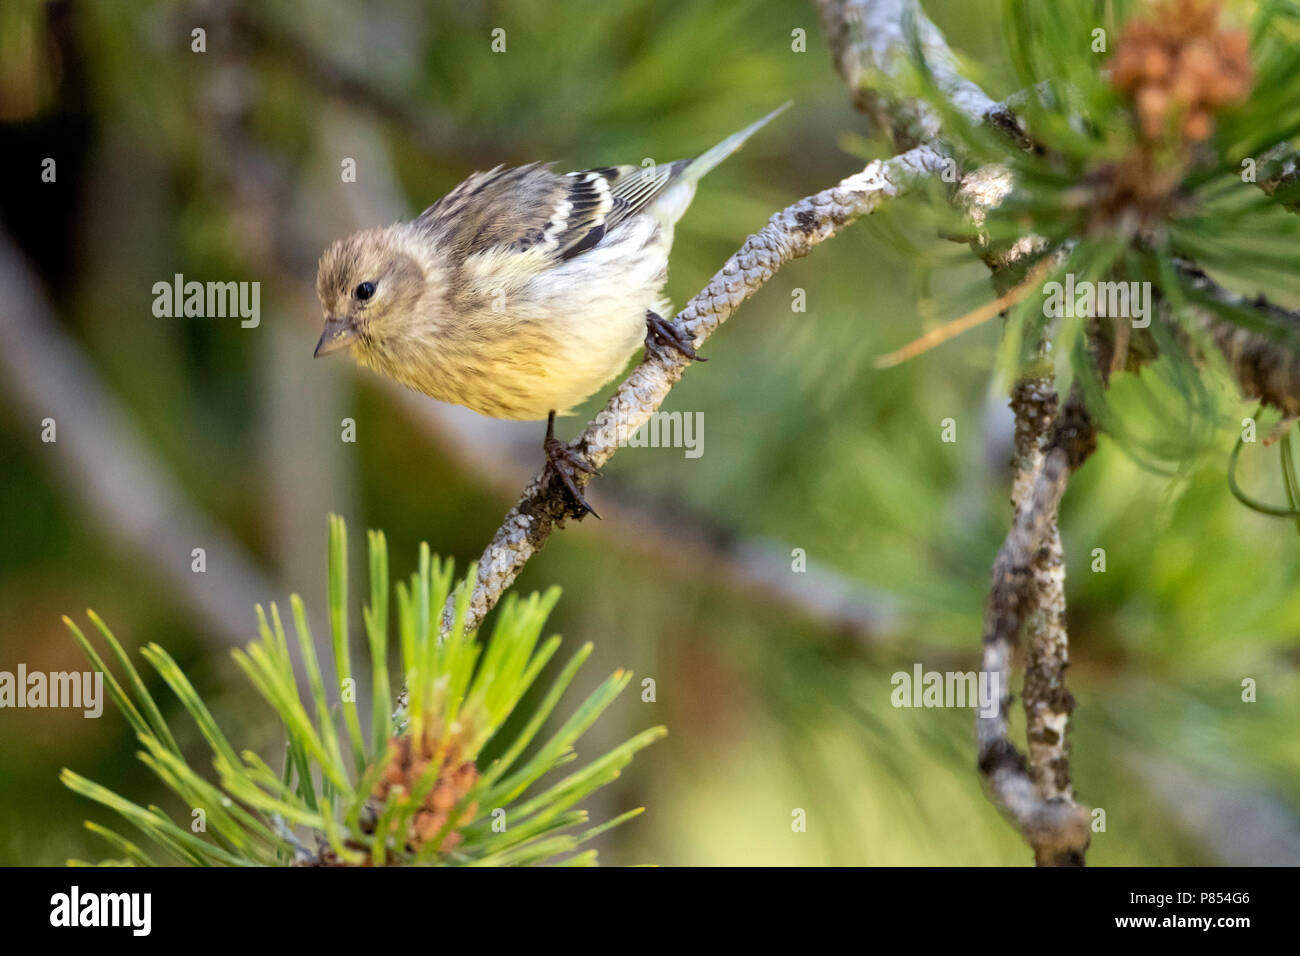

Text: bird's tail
xmin=677 ymin=101 xmax=792 ymax=186
xmin=646 ymin=102 xmax=790 ymax=229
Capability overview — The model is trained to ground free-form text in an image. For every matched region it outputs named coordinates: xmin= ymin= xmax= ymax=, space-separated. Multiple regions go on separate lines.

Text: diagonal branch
xmin=449 ymin=145 xmax=947 ymax=636
xmin=814 ymin=0 xmax=1097 ymax=865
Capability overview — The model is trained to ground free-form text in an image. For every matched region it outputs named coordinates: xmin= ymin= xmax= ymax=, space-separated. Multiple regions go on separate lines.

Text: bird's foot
xmin=644 ymin=310 xmax=706 ymax=364
xmin=543 ymin=411 xmax=600 ymax=519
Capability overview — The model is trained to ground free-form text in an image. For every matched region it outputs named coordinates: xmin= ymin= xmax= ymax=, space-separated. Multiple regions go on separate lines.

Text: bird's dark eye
xmin=355 ymin=281 xmax=376 ymax=301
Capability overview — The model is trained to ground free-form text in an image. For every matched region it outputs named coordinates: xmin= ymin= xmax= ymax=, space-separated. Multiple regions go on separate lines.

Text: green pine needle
xmin=62 ymin=516 xmax=664 ymax=866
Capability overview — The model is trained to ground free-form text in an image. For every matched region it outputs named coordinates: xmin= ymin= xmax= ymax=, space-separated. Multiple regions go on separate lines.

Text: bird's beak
xmin=314 ymin=316 xmax=359 ymax=358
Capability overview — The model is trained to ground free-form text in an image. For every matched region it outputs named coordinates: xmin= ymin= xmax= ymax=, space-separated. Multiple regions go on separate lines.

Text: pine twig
xmin=874 ymin=257 xmax=1055 ymax=367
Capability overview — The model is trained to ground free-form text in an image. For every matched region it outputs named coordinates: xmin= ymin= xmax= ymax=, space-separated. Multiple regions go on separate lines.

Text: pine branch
xmin=813 ymin=0 xmax=1097 ymax=864
xmin=444 ymin=146 xmax=948 ymax=638
xmin=813 ymin=0 xmax=1300 ymax=867
xmin=977 ymin=383 xmax=1095 ymax=867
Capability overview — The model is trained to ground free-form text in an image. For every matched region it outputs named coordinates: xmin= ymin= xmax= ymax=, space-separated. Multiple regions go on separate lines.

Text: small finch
xmin=314 ymin=104 xmax=788 ymax=515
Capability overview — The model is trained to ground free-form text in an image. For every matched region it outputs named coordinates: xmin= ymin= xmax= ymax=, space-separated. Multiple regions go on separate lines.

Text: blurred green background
xmin=1 ymin=0 xmax=1297 ymax=866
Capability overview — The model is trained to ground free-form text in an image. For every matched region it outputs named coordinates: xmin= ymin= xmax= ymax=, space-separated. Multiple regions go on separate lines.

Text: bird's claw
xmin=644 ymin=310 xmax=706 ymax=364
xmin=544 ymin=411 xmax=600 ymax=519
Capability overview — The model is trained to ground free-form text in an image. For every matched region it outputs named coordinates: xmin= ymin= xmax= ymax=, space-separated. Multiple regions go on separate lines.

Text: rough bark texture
xmin=977 ymin=388 xmax=1096 ymax=866
xmin=1015 ymin=383 xmax=1076 ymax=803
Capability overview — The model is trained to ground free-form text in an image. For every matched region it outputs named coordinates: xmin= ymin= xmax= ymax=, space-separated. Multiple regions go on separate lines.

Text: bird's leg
xmin=543 ymin=410 xmax=601 ymax=519
xmin=644 ymin=310 xmax=706 ymax=363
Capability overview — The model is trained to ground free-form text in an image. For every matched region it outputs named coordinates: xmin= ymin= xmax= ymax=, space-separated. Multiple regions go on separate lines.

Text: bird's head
xmin=314 ymin=225 xmax=437 ymax=361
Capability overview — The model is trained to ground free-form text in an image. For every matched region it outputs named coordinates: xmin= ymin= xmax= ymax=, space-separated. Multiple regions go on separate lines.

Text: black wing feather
xmin=413 ymin=158 xmax=690 ymax=264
